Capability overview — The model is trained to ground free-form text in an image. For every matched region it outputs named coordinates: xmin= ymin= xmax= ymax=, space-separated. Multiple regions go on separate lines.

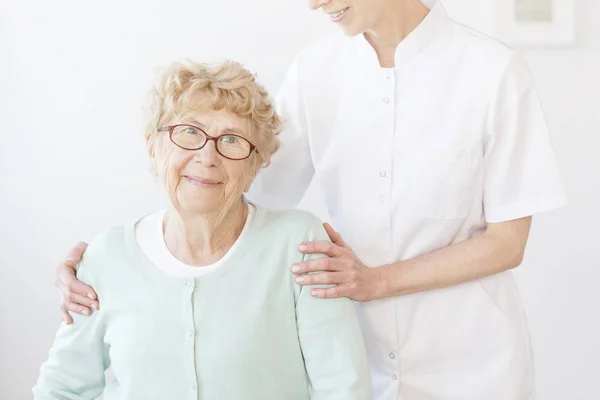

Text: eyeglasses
xmin=158 ymin=124 xmax=257 ymax=161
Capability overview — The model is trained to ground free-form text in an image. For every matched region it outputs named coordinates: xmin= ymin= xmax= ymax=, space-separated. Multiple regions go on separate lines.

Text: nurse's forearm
xmin=377 ymin=217 xmax=532 ymax=298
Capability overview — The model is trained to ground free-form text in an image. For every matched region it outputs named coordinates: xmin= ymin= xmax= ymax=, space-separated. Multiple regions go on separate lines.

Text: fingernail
xmin=298 ymin=245 xmax=307 ymax=251
xmin=296 ymin=277 xmax=304 ymax=283
xmin=82 ymin=309 xmax=90 ymax=316
xmin=91 ymin=303 xmax=97 ymax=310
xmin=311 ymin=290 xmax=319 ymax=297
xmin=65 ymin=257 xmax=75 ymax=263
xmin=292 ymin=265 xmax=300 ymax=272
xmin=87 ymin=293 xmax=95 ymax=300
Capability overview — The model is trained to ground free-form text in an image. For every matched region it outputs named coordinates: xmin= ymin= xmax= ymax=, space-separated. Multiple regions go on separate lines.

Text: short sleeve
xmin=483 ymin=52 xmax=567 ymax=223
xmin=247 ymin=55 xmax=315 ymax=209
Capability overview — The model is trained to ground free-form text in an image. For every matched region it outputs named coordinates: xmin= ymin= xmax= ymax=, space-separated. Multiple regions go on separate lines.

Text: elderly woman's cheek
xmin=242 ymin=158 xmax=260 ymax=193
xmin=158 ymin=148 xmax=183 ymax=200
xmin=223 ymin=177 xmax=243 ymax=205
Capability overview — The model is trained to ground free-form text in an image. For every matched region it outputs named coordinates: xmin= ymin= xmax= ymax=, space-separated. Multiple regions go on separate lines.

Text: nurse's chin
xmin=333 ymin=17 xmax=363 ymax=36
xmin=339 ymin=26 xmax=365 ymax=37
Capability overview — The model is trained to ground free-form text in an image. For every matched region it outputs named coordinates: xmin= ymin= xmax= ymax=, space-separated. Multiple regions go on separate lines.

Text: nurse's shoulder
xmin=448 ymin=19 xmax=528 ymax=81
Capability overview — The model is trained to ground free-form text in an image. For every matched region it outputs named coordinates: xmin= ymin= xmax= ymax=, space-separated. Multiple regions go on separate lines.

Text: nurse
xmin=54 ymin=0 xmax=566 ymax=399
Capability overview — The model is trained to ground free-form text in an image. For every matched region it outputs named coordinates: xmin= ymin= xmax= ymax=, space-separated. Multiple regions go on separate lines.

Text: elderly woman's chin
xmin=175 ymin=184 xmax=228 ymax=215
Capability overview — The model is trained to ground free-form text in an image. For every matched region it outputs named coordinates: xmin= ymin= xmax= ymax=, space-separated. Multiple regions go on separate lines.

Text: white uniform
xmin=248 ymin=2 xmax=566 ymax=399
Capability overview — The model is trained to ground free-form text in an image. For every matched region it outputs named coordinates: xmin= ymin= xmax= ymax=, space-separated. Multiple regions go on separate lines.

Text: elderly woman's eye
xmin=184 ymin=127 xmax=198 ymax=134
xmin=221 ymin=135 xmax=239 ymax=144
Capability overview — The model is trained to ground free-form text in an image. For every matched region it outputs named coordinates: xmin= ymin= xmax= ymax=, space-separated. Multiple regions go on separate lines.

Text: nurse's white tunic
xmin=249 ymin=2 xmax=567 ymax=399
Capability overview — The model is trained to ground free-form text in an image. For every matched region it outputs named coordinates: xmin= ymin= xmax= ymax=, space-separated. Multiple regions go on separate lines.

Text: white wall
xmin=1 ymin=0 xmax=598 ymax=399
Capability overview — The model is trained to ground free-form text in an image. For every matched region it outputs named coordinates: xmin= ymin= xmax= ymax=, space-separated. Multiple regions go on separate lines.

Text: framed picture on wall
xmin=496 ymin=0 xmax=576 ymax=47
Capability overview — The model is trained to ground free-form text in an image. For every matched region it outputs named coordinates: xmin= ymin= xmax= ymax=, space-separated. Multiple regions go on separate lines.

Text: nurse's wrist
xmin=369 ymin=264 xmax=396 ymax=301
xmin=373 ymin=261 xmax=413 ymax=299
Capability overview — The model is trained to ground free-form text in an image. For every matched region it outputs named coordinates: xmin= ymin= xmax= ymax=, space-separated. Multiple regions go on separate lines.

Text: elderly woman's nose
xmin=309 ymin=0 xmax=332 ymax=11
xmin=194 ymin=140 xmax=220 ymax=165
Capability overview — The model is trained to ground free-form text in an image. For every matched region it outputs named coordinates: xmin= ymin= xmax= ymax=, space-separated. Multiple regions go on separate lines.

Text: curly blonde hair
xmin=144 ymin=60 xmax=282 ymax=169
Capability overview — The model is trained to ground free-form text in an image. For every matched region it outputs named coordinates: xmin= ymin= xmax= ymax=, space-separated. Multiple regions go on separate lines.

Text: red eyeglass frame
xmin=158 ymin=124 xmax=257 ymax=161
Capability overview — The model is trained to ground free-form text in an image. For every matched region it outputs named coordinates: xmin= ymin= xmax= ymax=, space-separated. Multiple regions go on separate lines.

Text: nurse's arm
xmin=54 ymin=242 xmax=99 ymax=325
xmin=293 ymin=217 xmax=531 ymax=300
xmin=375 ymin=216 xmax=532 ymax=298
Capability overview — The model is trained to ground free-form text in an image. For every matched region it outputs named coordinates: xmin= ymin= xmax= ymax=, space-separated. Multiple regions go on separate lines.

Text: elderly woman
xmin=33 ymin=61 xmax=372 ymax=399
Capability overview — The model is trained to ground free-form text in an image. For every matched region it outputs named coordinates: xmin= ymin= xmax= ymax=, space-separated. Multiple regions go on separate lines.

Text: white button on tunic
xmin=249 ymin=2 xmax=566 ymax=399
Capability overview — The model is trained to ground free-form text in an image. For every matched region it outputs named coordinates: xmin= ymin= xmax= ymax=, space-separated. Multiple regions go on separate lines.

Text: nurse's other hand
xmin=54 ymin=242 xmax=98 ymax=325
xmin=293 ymin=223 xmax=383 ymax=302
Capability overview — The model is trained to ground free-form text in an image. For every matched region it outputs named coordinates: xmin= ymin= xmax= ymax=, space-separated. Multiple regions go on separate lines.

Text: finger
xmin=63 ymin=301 xmax=93 ymax=317
xmin=291 ymin=257 xmax=346 ymax=274
xmin=65 ymin=291 xmax=100 ymax=310
xmin=56 ymin=274 xmax=98 ymax=301
xmin=64 ymin=242 xmax=89 ymax=268
xmin=298 ymin=240 xmax=345 ymax=257
xmin=323 ymin=223 xmax=348 ymax=248
xmin=295 ymin=272 xmax=344 ymax=286
xmin=310 ymin=286 xmax=351 ymax=299
xmin=61 ymin=311 xmax=74 ymax=325
xmin=55 ymin=262 xmax=77 ymax=286
xmin=323 ymin=223 xmax=339 ymax=242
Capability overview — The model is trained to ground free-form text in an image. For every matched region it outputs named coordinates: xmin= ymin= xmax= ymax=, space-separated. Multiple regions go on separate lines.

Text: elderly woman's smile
xmin=182 ymin=176 xmax=221 ymax=187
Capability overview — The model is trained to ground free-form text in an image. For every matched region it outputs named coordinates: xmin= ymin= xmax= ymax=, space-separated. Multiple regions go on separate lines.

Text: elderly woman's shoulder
xmin=256 ymin=206 xmax=326 ymax=238
xmin=86 ymin=223 xmax=131 ymax=251
xmin=77 ymin=222 xmax=134 ymax=274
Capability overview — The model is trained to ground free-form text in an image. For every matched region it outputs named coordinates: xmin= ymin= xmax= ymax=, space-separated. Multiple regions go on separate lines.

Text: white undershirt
xmin=135 ymin=204 xmax=256 ymax=278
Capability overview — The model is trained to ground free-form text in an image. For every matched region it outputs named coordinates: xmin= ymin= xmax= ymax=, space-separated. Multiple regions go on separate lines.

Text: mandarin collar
xmin=354 ymin=0 xmax=450 ymax=69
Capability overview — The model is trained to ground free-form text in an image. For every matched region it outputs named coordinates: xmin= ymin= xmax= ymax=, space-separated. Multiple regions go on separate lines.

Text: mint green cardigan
xmin=34 ymin=206 xmax=372 ymax=399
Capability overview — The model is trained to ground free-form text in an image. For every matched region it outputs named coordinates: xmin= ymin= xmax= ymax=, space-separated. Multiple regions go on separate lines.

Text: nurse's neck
xmin=364 ymin=0 xmax=430 ymax=68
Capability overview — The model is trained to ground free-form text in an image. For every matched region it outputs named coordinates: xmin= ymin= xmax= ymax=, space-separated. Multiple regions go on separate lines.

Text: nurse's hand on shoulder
xmin=54 ymin=242 xmax=99 ymax=325
xmin=293 ymin=223 xmax=384 ymax=302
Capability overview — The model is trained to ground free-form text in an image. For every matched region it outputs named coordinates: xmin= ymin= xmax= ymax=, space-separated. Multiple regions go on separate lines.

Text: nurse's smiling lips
xmin=327 ymin=7 xmax=350 ymax=23
xmin=183 ymin=176 xmax=222 ymax=188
